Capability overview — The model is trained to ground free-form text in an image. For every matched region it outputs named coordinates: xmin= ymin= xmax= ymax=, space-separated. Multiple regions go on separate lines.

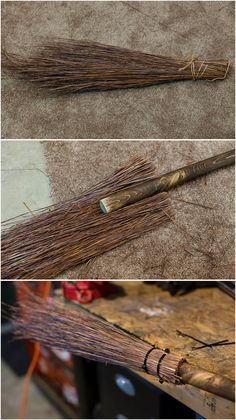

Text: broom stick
xmin=1 ymin=157 xmax=173 ymax=279
xmin=3 ymin=39 xmax=230 ymax=94
xmin=12 ymin=294 xmax=235 ymax=402
xmin=100 ymin=149 xmax=235 ymax=213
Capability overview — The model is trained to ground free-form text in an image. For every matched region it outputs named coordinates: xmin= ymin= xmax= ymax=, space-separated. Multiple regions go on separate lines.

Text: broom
xmin=2 ymin=39 xmax=230 ymax=94
xmin=11 ymin=292 xmax=235 ymax=402
xmin=1 ymin=157 xmax=173 ymax=279
xmin=2 ymin=150 xmax=234 ymax=279
xmin=100 ymin=149 xmax=235 ymax=213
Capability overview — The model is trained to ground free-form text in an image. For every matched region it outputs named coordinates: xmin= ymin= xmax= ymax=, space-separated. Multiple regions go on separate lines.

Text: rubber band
xmin=142 ymin=347 xmax=157 ymax=372
xmin=157 ymin=353 xmax=167 ymax=383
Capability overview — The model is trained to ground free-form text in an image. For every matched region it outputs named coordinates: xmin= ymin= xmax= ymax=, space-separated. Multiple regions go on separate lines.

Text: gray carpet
xmin=43 ymin=140 xmax=235 ymax=279
xmin=2 ymin=1 xmax=235 ymax=139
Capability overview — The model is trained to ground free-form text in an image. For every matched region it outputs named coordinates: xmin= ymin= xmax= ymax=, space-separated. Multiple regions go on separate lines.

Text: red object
xmin=62 ymin=281 xmax=116 ymax=304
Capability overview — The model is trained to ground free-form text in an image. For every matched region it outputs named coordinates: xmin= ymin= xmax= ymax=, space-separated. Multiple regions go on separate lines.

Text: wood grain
xmin=75 ymin=281 xmax=235 ymax=418
xmin=100 ymin=149 xmax=235 ymax=213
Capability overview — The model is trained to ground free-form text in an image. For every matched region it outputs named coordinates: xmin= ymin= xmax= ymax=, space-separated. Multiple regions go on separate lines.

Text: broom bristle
xmin=10 ymin=288 xmax=235 ymax=398
xmin=1 ymin=157 xmax=173 ymax=279
xmin=3 ymin=39 xmax=229 ymax=94
xmin=11 ymin=289 xmax=184 ymax=384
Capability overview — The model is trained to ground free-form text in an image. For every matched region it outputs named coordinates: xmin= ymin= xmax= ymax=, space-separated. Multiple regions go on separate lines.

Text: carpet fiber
xmin=43 ymin=140 xmax=235 ymax=279
xmin=2 ymin=1 xmax=235 ymax=139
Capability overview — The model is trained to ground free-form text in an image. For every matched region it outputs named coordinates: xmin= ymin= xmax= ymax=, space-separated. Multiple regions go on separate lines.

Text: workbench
xmin=67 ymin=282 xmax=235 ymax=419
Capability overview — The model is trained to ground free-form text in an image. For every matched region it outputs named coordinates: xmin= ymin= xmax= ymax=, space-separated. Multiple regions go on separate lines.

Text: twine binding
xmin=179 ymin=54 xmax=230 ymax=81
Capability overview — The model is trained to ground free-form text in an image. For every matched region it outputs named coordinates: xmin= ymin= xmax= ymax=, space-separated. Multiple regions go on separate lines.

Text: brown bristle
xmin=11 ymin=291 xmax=182 ymax=385
xmin=10 ymin=292 xmax=235 ymax=401
xmin=1 ymin=157 xmax=173 ymax=279
xmin=2 ymin=39 xmax=230 ymax=94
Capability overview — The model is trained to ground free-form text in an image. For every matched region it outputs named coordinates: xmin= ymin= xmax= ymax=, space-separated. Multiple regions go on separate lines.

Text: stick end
xmin=99 ymin=198 xmax=110 ymax=214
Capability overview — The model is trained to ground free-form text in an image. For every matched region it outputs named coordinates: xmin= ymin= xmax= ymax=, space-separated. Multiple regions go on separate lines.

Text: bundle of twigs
xmin=11 ymin=292 xmax=235 ymax=401
xmin=3 ymin=39 xmax=230 ymax=94
xmin=1 ymin=157 xmax=173 ymax=279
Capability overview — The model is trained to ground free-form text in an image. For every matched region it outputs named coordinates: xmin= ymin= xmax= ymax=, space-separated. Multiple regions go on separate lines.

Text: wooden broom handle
xmin=144 ymin=348 xmax=235 ymax=401
xmin=100 ymin=149 xmax=235 ymax=213
xmin=179 ymin=362 xmax=235 ymax=402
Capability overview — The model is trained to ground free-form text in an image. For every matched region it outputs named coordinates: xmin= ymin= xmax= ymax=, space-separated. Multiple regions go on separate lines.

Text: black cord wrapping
xmin=142 ymin=347 xmax=157 ymax=372
xmin=156 ymin=353 xmax=167 ymax=383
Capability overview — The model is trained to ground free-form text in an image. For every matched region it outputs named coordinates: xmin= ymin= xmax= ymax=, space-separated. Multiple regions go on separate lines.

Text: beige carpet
xmin=43 ymin=140 xmax=235 ymax=279
xmin=2 ymin=1 xmax=235 ymax=139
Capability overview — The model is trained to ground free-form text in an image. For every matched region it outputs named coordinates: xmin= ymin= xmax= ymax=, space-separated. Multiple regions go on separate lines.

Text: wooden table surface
xmin=61 ymin=281 xmax=235 ymax=419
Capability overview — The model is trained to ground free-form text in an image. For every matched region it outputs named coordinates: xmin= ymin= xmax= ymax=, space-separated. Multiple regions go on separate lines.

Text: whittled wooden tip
xmin=100 ymin=149 xmax=235 ymax=213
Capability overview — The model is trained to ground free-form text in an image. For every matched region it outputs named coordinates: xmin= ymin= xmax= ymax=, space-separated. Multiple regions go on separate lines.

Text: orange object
xmin=36 ymin=347 xmax=78 ymax=407
xmin=18 ymin=281 xmax=51 ymax=419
